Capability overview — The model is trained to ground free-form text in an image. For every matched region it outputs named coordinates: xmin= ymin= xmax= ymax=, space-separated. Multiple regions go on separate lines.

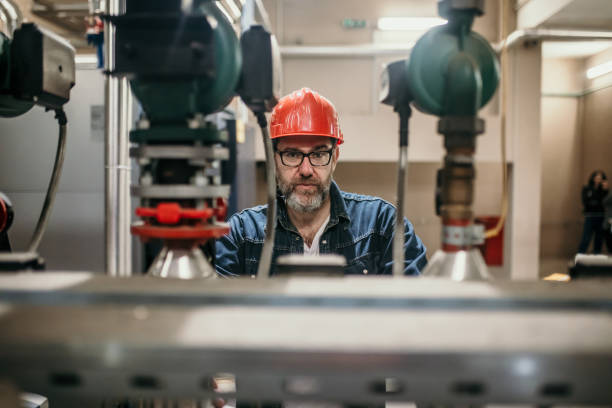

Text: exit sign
xmin=342 ymin=18 xmax=367 ymax=29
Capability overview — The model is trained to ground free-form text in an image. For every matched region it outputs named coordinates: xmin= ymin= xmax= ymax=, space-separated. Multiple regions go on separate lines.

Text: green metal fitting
xmin=130 ymin=1 xmax=242 ymax=125
xmin=130 ymin=124 xmax=227 ymax=144
xmin=406 ymin=4 xmax=499 ymax=117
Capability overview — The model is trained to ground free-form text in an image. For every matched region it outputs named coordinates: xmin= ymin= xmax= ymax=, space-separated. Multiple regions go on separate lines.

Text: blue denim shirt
xmin=215 ymin=181 xmax=427 ymax=276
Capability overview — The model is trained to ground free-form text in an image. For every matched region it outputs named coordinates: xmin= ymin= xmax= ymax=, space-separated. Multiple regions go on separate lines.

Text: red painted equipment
xmin=132 ymin=200 xmax=229 ymax=241
xmin=475 ymin=216 xmax=504 ymax=266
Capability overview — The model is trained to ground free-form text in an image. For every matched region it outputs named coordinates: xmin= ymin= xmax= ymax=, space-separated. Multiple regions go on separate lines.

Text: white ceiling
xmin=536 ymin=0 xmax=612 ymax=59
xmin=542 ymin=0 xmax=612 ymax=31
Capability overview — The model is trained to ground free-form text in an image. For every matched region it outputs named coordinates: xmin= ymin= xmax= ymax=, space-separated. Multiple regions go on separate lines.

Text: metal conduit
xmin=104 ymin=0 xmax=131 ymax=277
xmin=279 ymin=29 xmax=612 ymax=58
xmin=257 ymin=118 xmax=276 ymax=279
xmin=496 ymin=28 xmax=612 ymax=52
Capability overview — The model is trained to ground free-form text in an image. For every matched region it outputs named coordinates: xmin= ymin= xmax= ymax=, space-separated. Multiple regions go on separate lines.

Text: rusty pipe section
xmin=437 ymin=118 xmax=484 ymax=251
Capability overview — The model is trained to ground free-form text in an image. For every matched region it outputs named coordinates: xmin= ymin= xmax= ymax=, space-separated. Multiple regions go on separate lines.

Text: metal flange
xmin=131 ymin=185 xmax=231 ymax=198
xmin=130 ymin=145 xmax=229 ymax=160
xmin=438 ymin=0 xmax=485 ymax=17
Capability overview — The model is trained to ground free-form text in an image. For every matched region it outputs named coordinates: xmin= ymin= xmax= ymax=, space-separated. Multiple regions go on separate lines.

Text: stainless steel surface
xmin=575 ymin=253 xmax=612 ymax=267
xmin=0 ymin=252 xmax=41 ymax=263
xmin=104 ymin=0 xmax=130 ymax=277
xmin=131 ymin=185 xmax=231 ymax=199
xmin=20 ymin=392 xmax=49 ymax=408
xmin=256 ymin=125 xmax=276 ymax=279
xmin=1 ymin=274 xmax=612 ymax=404
xmin=104 ymin=80 xmax=119 ymax=275
xmin=117 ymin=77 xmax=132 ymax=277
xmin=27 ymin=121 xmax=67 ymax=253
xmin=130 ymin=145 xmax=230 ymax=160
xmin=497 ymin=28 xmax=612 ymax=52
xmin=422 ymin=249 xmax=491 ymax=281
xmin=392 ymin=144 xmax=407 ymax=277
xmin=148 ymin=246 xmax=217 ymax=279
xmin=40 ymin=26 xmax=76 ymax=101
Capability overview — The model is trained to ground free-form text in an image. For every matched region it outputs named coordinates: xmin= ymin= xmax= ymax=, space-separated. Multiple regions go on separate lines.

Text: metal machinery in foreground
xmin=381 ymin=0 xmax=499 ymax=280
xmin=2 ymin=1 xmax=612 ymax=408
xmin=1 ymin=273 xmax=612 ymax=407
xmin=105 ymin=0 xmax=280 ymax=278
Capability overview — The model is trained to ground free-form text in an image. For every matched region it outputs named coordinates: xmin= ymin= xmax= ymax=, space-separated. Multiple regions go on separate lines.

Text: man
xmin=216 ymin=88 xmax=427 ymax=276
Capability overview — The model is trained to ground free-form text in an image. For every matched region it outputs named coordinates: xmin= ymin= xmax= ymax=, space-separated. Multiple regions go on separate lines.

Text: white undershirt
xmin=303 ymin=214 xmax=330 ymax=256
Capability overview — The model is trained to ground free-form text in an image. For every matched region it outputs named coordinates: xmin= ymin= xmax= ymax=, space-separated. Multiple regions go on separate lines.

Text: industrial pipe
xmin=104 ymin=0 xmax=131 ymax=277
xmin=496 ymin=28 xmax=612 ymax=52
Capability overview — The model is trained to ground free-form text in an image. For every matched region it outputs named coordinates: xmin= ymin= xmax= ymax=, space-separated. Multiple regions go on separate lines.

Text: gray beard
xmin=278 ymin=177 xmax=331 ymax=213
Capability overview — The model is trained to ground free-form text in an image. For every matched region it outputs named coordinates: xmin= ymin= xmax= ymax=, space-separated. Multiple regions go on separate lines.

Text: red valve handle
xmin=136 ymin=203 xmax=214 ymax=225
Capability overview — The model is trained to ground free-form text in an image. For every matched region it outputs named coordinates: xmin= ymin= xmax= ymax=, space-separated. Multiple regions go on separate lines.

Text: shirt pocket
xmin=244 ymin=257 xmax=259 ymax=277
xmin=343 ymin=252 xmax=380 ymax=275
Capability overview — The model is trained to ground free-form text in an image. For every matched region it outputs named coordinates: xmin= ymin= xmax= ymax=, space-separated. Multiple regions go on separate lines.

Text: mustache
xmin=291 ymin=176 xmax=320 ymax=186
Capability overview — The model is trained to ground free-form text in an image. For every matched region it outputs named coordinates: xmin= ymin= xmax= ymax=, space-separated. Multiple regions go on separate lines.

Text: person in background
xmin=578 ymin=170 xmax=609 ymax=254
xmin=603 ymin=183 xmax=612 ymax=253
xmin=215 ymin=88 xmax=427 ymax=276
xmin=85 ymin=15 xmax=104 ymax=69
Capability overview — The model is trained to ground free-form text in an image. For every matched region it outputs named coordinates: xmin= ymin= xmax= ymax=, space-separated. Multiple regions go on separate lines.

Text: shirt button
xmin=322 ymin=240 xmax=327 ymax=244
xmin=363 ymin=269 xmax=368 ymax=275
xmin=295 ymin=236 xmax=300 ymax=241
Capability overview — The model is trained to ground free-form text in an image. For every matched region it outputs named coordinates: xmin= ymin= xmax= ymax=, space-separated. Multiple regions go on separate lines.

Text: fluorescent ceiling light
xmin=586 ymin=60 xmax=612 ymax=79
xmin=377 ymin=17 xmax=446 ymax=31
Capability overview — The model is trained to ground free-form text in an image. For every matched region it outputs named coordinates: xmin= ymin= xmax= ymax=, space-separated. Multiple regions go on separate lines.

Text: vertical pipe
xmin=256 ymin=116 xmax=276 ymax=279
xmin=393 ymin=144 xmax=407 ymax=277
xmin=104 ymin=0 xmax=129 ymax=276
xmin=117 ymin=78 xmax=132 ymax=276
xmin=392 ymin=109 xmax=410 ymax=277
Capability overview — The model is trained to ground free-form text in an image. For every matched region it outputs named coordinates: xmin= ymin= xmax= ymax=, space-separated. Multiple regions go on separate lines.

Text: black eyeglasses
xmin=277 ymin=148 xmax=334 ymax=167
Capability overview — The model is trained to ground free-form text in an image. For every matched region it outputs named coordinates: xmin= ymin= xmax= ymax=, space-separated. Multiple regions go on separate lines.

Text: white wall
xmin=256 ymin=0 xmax=506 ymax=163
xmin=538 ymin=46 xmax=612 ymax=259
xmin=540 ymin=58 xmax=584 ymax=258
xmin=0 ymin=69 xmax=106 ymax=272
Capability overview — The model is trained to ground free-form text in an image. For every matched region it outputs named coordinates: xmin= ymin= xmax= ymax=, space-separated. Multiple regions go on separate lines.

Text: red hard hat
xmin=270 ymin=88 xmax=343 ymax=145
